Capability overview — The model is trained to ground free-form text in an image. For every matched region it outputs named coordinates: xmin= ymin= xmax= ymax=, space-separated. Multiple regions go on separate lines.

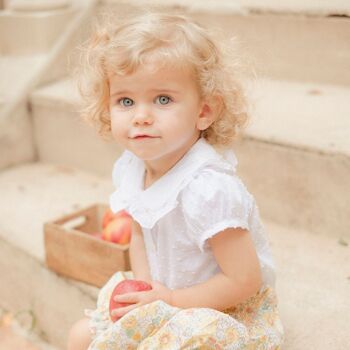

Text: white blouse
xmin=110 ymin=138 xmax=275 ymax=290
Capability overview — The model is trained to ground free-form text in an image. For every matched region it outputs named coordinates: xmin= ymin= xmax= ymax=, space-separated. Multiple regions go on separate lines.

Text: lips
xmin=134 ymin=135 xmax=153 ymax=139
xmin=131 ymin=134 xmax=159 ymax=139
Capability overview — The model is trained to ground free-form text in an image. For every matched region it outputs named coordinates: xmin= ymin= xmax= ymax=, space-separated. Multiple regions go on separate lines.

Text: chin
xmin=130 ymin=149 xmax=160 ymax=160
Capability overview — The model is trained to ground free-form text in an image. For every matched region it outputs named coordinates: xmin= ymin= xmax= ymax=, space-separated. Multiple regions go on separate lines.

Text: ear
xmin=196 ymin=96 xmax=223 ymax=131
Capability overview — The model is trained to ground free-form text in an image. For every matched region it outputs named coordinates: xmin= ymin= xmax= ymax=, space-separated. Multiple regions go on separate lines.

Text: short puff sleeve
xmin=180 ymin=169 xmax=253 ymax=252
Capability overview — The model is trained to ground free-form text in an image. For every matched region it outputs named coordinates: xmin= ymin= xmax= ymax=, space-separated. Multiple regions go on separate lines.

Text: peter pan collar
xmin=109 ymin=137 xmax=238 ymax=228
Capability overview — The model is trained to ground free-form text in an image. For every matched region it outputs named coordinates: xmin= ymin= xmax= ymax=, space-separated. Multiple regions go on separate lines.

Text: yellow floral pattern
xmin=86 ymin=272 xmax=284 ymax=349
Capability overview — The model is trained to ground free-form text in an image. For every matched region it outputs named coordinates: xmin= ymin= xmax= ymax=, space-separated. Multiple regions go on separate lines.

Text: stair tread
xmin=31 ymin=77 xmax=350 ymax=156
xmin=0 ymin=55 xmax=46 ymax=100
xmin=0 ymin=161 xmax=113 ymax=262
xmin=268 ymin=221 xmax=350 ymax=349
xmin=103 ymin=0 xmax=350 ymax=16
xmin=0 ymin=324 xmax=58 ymax=350
xmin=245 ymin=78 xmax=350 ymax=156
xmin=31 ymin=78 xmax=79 ymax=108
xmin=236 ymin=0 xmax=350 ymax=15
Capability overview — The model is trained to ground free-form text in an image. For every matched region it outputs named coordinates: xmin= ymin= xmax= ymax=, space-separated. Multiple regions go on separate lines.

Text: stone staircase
xmin=0 ymin=1 xmax=349 ymax=349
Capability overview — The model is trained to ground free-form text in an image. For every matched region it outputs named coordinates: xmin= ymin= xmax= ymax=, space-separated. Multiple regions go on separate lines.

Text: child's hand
xmin=110 ymin=280 xmax=173 ymax=319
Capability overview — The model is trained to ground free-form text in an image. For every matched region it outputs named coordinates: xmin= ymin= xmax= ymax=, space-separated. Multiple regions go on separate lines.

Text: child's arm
xmin=171 ymin=227 xmax=262 ymax=310
xmin=129 ymin=220 xmax=152 ymax=283
xmin=112 ymin=227 xmax=262 ymax=319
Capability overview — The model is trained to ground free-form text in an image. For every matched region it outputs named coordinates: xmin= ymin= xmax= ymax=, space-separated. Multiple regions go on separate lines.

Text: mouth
xmin=131 ymin=135 xmax=159 ymax=139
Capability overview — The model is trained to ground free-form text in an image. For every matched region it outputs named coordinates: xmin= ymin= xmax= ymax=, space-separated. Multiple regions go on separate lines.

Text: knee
xmin=67 ymin=318 xmax=92 ymax=350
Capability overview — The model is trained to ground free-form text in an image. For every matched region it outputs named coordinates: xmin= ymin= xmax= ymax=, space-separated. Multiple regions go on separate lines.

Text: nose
xmin=132 ymin=105 xmax=153 ymax=126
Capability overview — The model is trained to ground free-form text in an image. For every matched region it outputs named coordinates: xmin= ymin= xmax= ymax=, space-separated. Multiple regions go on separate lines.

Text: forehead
xmin=109 ymin=62 xmax=197 ymax=95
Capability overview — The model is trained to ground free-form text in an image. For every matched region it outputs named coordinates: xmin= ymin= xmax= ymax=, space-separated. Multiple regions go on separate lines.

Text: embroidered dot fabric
xmin=109 ymin=138 xmax=276 ymax=289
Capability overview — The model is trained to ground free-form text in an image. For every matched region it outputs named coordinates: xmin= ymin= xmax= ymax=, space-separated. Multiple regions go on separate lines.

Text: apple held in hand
xmin=101 ymin=209 xmax=132 ymax=245
xmin=109 ymin=279 xmax=152 ymax=322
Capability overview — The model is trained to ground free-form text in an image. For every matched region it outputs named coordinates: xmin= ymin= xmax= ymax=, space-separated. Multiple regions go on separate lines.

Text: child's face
xmin=109 ymin=63 xmax=204 ymax=166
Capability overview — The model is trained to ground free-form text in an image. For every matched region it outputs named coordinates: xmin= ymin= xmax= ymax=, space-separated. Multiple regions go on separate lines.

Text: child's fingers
xmin=114 ymin=292 xmax=139 ymax=303
xmin=111 ymin=303 xmax=140 ymax=318
xmin=114 ymin=291 xmax=148 ymax=303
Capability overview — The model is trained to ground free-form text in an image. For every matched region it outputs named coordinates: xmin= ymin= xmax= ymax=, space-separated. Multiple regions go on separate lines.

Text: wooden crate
xmin=44 ymin=203 xmax=130 ymax=288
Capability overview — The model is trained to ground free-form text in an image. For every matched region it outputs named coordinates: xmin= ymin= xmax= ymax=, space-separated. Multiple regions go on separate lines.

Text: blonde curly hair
xmin=75 ymin=11 xmax=250 ymax=147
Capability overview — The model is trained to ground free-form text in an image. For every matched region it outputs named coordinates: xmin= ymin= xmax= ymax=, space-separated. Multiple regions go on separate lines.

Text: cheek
xmin=110 ymin=115 xmax=126 ymax=140
xmin=163 ymin=106 xmax=198 ymax=128
xmin=110 ymin=115 xmax=118 ymax=134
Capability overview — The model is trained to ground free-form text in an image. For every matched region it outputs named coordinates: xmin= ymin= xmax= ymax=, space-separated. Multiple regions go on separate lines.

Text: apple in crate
xmin=102 ymin=208 xmax=130 ymax=228
xmin=102 ymin=210 xmax=132 ymax=244
xmin=102 ymin=208 xmax=117 ymax=229
xmin=109 ymin=279 xmax=152 ymax=322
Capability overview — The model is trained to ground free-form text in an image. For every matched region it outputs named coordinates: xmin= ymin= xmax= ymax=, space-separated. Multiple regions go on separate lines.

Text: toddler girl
xmin=68 ymin=11 xmax=284 ymax=350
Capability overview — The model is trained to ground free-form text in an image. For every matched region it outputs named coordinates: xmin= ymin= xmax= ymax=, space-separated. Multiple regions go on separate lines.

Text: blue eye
xmin=156 ymin=95 xmax=171 ymax=105
xmin=119 ymin=98 xmax=134 ymax=107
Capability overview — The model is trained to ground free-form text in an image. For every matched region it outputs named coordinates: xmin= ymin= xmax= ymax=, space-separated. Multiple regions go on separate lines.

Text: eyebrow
xmin=110 ymin=90 xmax=132 ymax=97
xmin=150 ymin=88 xmax=180 ymax=94
xmin=110 ymin=88 xmax=180 ymax=97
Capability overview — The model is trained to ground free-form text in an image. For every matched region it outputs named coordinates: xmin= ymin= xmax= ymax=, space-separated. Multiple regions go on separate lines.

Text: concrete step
xmin=0 ymin=0 xmax=97 ymax=171
xmin=0 ymin=162 xmax=349 ymax=349
xmin=270 ymin=222 xmax=350 ymax=349
xmin=98 ymin=0 xmax=350 ymax=85
xmin=0 ymin=7 xmax=75 ymax=55
xmin=236 ymin=79 xmax=350 ymax=239
xmin=30 ymin=77 xmax=350 ymax=238
xmin=245 ymin=79 xmax=350 ymax=156
xmin=0 ymin=162 xmax=113 ymax=262
xmin=0 ymin=55 xmax=46 ymax=101
xmin=101 ymin=0 xmax=350 ymax=16
xmin=0 ymin=307 xmax=58 ymax=350
xmin=0 ymin=162 xmax=107 ymax=349
xmin=30 ymin=78 xmax=122 ymax=178
xmin=0 ymin=236 xmax=98 ymax=350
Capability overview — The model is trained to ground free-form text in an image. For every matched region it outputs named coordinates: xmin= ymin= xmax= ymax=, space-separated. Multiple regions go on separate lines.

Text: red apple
xmin=102 ymin=216 xmax=132 ymax=244
xmin=109 ymin=279 xmax=152 ymax=322
xmin=115 ymin=210 xmax=131 ymax=219
xmin=102 ymin=208 xmax=115 ymax=229
xmin=102 ymin=209 xmax=130 ymax=229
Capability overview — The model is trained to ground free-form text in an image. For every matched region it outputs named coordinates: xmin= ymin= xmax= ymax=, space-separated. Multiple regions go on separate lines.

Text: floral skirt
xmin=85 ymin=272 xmax=284 ymax=349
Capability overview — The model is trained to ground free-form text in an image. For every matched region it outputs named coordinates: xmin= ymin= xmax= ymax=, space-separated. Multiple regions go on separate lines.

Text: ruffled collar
xmin=110 ymin=138 xmax=238 ymax=228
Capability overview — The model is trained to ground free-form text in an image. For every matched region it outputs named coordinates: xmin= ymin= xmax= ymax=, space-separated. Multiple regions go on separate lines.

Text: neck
xmin=143 ymin=162 xmax=172 ymax=189
xmin=143 ymin=136 xmax=201 ymax=189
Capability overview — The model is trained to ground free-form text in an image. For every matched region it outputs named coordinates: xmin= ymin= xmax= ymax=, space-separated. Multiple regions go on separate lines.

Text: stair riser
xmin=194 ymin=13 xmax=350 ymax=86
xmin=0 ymin=9 xmax=75 ymax=55
xmin=0 ymin=104 xmax=36 ymax=171
xmin=99 ymin=3 xmax=350 ymax=85
xmin=32 ymin=104 xmax=122 ymax=177
xmin=0 ymin=238 xmax=96 ymax=350
xmin=235 ymin=139 xmax=350 ymax=239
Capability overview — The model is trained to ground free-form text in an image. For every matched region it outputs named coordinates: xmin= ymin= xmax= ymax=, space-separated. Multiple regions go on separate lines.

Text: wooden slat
xmin=44 ymin=204 xmax=130 ymax=287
